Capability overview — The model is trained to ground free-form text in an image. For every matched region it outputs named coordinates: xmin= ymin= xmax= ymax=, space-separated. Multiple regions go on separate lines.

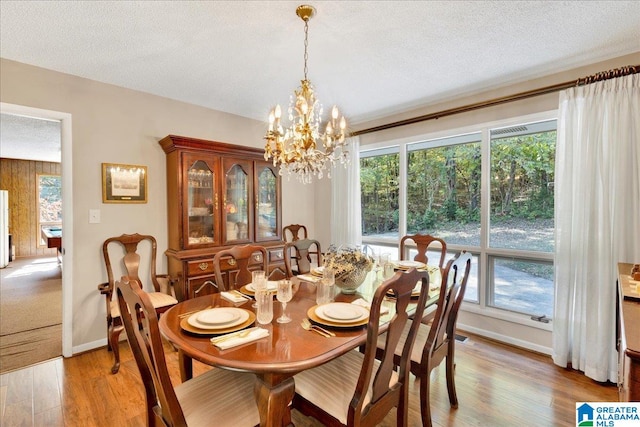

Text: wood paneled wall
xmin=0 ymin=158 xmax=61 ymax=258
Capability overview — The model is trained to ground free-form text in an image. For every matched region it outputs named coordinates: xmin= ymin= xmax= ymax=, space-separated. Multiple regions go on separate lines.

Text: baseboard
xmin=458 ymin=322 xmax=553 ymax=356
xmin=72 ymin=338 xmax=107 ymax=355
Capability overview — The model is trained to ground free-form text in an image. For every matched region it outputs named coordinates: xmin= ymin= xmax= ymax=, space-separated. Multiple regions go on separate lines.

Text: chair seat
xmin=175 ymin=367 xmax=260 ymax=426
xmin=110 ymin=291 xmax=177 ymax=318
xmin=294 ymin=349 xmax=398 ymax=425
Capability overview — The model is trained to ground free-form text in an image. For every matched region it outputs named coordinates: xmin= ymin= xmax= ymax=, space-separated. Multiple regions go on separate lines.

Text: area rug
xmin=0 ymin=256 xmax=62 ymax=373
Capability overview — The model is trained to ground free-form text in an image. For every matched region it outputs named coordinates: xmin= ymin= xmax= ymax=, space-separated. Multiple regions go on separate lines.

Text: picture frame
xmin=102 ymin=163 xmax=148 ymax=203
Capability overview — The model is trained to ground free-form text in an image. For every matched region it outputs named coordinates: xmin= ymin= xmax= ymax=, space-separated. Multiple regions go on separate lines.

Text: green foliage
xmin=360 ymin=128 xmax=556 ymax=236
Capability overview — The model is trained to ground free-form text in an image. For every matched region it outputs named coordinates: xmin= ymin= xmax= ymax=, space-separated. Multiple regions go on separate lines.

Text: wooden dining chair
xmin=292 ymin=268 xmax=430 ymax=426
xmin=114 ymin=277 xmax=260 ymax=427
xmin=400 ymin=233 xmax=447 ymax=268
xmin=283 ymin=223 xmax=308 ymax=242
xmin=98 ymin=233 xmax=178 ymax=374
xmin=212 ymin=244 xmax=268 ymax=291
xmin=283 ymin=238 xmax=322 ymax=277
xmin=377 ymin=250 xmax=472 ymax=427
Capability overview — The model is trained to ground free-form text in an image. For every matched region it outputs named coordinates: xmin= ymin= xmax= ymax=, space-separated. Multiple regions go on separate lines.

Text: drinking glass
xmin=255 ymin=290 xmax=273 ymax=325
xmin=276 ymin=279 xmax=292 ymax=323
xmin=317 ymin=268 xmax=335 ymax=305
xmin=252 ymin=270 xmax=267 ymax=308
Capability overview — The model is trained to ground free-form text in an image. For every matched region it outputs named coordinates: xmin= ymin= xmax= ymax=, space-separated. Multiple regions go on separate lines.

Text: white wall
xmin=0 ymin=58 xmax=316 ymax=352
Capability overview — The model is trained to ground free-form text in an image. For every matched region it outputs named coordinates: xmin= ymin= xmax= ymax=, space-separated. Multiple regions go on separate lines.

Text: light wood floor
xmin=0 ymin=330 xmax=617 ymax=426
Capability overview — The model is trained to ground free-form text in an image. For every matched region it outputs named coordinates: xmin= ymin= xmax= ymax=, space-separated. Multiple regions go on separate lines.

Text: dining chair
xmin=114 ymin=276 xmax=260 ymax=427
xmin=283 ymin=238 xmax=322 ymax=277
xmin=400 ymin=233 xmax=448 ymax=268
xmin=377 ymin=250 xmax=472 ymax=427
xmin=282 ymin=223 xmax=308 ymax=242
xmin=98 ymin=233 xmax=178 ymax=374
xmin=212 ymin=244 xmax=268 ymax=291
xmin=292 ymin=268 xmax=430 ymax=427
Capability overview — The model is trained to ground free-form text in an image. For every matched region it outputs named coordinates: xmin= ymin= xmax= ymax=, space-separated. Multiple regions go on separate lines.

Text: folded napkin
xmin=210 ymin=327 xmax=269 ymax=350
xmin=352 ymin=298 xmax=390 ymax=315
xmin=220 ymin=291 xmax=250 ymax=303
xmin=297 ymin=273 xmax=321 ymax=283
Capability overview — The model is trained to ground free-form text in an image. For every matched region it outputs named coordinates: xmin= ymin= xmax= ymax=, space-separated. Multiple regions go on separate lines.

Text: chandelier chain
xmin=303 ymin=19 xmax=309 ymax=81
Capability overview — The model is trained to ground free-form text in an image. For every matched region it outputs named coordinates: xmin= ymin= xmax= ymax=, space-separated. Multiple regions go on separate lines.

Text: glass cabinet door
xmin=223 ymin=158 xmax=252 ymax=243
xmin=185 ymin=157 xmax=218 ymax=247
xmin=255 ymin=162 xmax=281 ymax=242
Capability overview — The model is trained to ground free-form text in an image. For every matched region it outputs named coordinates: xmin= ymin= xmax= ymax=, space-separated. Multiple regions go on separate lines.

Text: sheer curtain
xmin=553 ymin=74 xmax=640 ymax=382
xmin=331 ymin=136 xmax=362 ymax=247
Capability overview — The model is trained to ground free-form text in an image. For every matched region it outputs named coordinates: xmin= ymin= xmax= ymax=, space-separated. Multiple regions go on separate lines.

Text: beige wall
xmin=0 ymin=58 xmax=317 ymax=351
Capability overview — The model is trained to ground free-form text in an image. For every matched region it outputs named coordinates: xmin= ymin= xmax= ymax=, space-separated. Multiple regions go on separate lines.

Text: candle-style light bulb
xmin=332 ymin=106 xmax=339 ymax=120
xmin=340 ymin=116 xmax=346 ymax=130
xmin=275 ymin=104 xmax=282 ymax=119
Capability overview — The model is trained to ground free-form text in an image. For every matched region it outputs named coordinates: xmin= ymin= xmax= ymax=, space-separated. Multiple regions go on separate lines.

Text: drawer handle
xmin=254 ymin=254 xmax=263 ymax=262
xmin=228 ymin=258 xmax=236 ymax=266
xmin=276 ymin=251 xmax=283 ymax=258
xmin=198 ymin=262 xmax=209 ymax=271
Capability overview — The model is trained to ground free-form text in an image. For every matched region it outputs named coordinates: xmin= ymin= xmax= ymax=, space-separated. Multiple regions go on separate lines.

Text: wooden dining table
xmin=158 ymin=268 xmax=441 ymax=427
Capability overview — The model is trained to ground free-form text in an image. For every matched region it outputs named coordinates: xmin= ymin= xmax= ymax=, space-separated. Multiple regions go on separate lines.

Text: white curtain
xmin=553 ymin=74 xmax=640 ymax=382
xmin=331 ymin=136 xmax=362 ymax=247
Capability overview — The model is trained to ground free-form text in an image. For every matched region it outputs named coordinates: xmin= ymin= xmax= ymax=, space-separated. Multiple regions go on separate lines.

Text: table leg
xmin=178 ymin=350 xmax=193 ymax=382
xmin=254 ymin=373 xmax=295 ymax=427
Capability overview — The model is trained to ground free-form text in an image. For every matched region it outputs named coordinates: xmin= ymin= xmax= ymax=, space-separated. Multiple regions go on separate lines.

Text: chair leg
xmin=108 ymin=324 xmax=124 ymax=374
xmin=445 ymin=349 xmax=459 ymax=408
xmin=420 ymin=366 xmax=433 ymax=427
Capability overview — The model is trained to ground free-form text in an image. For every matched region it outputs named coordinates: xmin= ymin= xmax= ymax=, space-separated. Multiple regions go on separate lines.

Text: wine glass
xmin=251 ymin=270 xmax=267 ymax=308
xmin=317 ymin=268 xmax=335 ymax=305
xmin=256 ymin=290 xmax=273 ymax=325
xmin=276 ymin=279 xmax=292 ymax=323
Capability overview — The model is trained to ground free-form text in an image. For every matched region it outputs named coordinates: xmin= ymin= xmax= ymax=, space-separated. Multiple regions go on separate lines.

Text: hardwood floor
xmin=0 ymin=330 xmax=616 ymax=426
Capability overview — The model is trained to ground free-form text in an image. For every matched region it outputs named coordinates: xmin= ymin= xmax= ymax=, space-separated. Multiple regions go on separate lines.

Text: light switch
xmin=89 ymin=209 xmax=101 ymax=224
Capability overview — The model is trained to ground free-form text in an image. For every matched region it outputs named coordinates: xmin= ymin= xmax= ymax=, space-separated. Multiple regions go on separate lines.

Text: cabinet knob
xmin=254 ymin=254 xmax=263 ymax=262
xmin=228 ymin=258 xmax=237 ymax=266
xmin=198 ymin=262 xmax=208 ymax=271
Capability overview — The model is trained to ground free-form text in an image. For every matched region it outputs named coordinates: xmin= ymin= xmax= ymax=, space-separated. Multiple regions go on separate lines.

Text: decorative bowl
xmin=335 ymin=266 xmax=371 ymax=294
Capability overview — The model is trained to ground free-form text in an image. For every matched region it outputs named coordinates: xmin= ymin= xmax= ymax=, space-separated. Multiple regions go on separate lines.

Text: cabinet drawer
xmin=186 ymin=275 xmax=218 ymax=299
xmin=187 ymin=259 xmax=215 ymax=276
xmin=269 ymin=248 xmax=284 ymax=263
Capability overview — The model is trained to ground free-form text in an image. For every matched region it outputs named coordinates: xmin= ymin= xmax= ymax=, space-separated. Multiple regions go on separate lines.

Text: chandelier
xmin=264 ymin=4 xmax=350 ymax=184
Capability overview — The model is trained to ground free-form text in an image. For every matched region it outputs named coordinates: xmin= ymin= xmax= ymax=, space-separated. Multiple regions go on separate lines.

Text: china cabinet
xmin=159 ymin=135 xmax=285 ymax=301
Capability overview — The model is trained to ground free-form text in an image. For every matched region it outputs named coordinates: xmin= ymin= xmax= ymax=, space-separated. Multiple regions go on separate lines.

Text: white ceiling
xmin=1 ymin=1 xmax=639 ymax=162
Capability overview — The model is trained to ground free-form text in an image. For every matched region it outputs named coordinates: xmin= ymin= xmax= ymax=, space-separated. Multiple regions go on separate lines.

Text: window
xmin=360 ymin=116 xmax=556 ymax=322
xmin=360 ymin=147 xmax=399 ymax=240
xmin=38 ymin=174 xmax=62 ymax=246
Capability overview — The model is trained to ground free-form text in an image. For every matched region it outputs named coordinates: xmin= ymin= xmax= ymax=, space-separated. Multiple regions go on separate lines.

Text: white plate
xmin=395 ymin=260 xmax=426 ymax=269
xmin=315 ymin=303 xmax=368 ymax=323
xmin=311 ymin=266 xmax=325 ymax=276
xmin=188 ymin=308 xmax=249 ymax=330
xmin=246 ymin=280 xmax=279 ymax=292
xmin=196 ymin=308 xmax=241 ymax=325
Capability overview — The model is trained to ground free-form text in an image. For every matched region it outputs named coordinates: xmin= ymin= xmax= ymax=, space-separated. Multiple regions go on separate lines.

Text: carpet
xmin=0 ymin=256 xmax=62 ymax=373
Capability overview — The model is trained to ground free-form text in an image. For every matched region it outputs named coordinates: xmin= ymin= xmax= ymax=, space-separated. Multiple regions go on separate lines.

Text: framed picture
xmin=102 ymin=163 xmax=148 ymax=203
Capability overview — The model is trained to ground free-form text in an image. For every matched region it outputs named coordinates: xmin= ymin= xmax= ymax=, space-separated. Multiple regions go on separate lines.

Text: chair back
xmin=353 ymin=267 xmax=430 ymax=425
xmin=283 ymin=224 xmax=308 ymax=242
xmin=115 ymin=276 xmax=186 ymax=426
xmin=400 ymin=234 xmax=447 ymax=268
xmin=283 ymin=238 xmax=322 ymax=277
xmin=422 ymin=251 xmax=472 ymax=370
xmin=213 ymin=244 xmax=268 ymax=291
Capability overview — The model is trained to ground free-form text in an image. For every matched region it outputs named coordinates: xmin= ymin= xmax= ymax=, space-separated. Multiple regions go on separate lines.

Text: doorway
xmin=0 ymin=102 xmax=73 ymax=361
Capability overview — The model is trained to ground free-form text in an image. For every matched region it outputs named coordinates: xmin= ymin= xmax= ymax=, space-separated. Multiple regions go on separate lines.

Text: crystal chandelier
xmin=264 ymin=4 xmax=350 ymax=184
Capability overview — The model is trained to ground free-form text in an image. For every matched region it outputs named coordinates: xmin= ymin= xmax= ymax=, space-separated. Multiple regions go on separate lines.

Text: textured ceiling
xmin=1 ymin=1 xmax=639 ymax=162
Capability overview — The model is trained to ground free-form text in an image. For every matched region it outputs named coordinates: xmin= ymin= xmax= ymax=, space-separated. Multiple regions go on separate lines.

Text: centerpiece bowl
xmin=324 ymin=245 xmax=374 ymax=294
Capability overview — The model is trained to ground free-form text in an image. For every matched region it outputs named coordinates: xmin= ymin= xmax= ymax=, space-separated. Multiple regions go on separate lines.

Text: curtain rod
xmin=352 ymin=64 xmax=639 ymax=136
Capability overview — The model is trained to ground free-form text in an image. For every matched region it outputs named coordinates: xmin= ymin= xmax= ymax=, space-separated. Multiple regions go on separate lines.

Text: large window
xmin=360 ymin=117 xmax=556 ymax=322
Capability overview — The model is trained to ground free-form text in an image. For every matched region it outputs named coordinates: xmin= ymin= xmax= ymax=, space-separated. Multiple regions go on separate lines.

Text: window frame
xmin=359 ymin=110 xmax=557 ymax=331
xmin=37 ymin=173 xmax=62 ymax=248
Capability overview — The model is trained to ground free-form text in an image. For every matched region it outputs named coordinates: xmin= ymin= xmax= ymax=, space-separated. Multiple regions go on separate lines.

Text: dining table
xmin=158 ymin=265 xmax=441 ymax=427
